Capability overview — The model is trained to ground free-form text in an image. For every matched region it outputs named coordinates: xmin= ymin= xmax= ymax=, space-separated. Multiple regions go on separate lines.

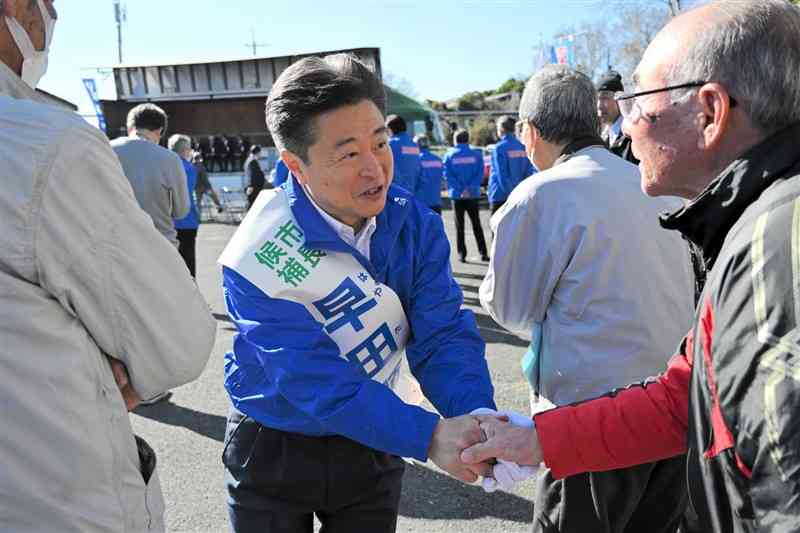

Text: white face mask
xmin=5 ymin=0 xmax=55 ymax=88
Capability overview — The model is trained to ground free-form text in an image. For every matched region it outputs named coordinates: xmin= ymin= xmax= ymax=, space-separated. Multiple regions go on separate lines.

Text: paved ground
xmin=130 ymin=201 xmax=535 ymax=532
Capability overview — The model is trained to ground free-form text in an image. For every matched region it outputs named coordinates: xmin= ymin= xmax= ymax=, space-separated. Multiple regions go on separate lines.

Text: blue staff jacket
xmin=389 ymin=132 xmax=421 ymax=193
xmin=272 ymin=159 xmax=289 ymax=188
xmin=443 ymin=143 xmax=483 ymax=200
xmin=488 ymin=134 xmax=535 ymax=204
xmin=415 ymin=148 xmax=443 ymax=209
xmin=174 ymin=158 xmax=199 ymax=230
xmin=222 ymin=176 xmax=495 ymax=460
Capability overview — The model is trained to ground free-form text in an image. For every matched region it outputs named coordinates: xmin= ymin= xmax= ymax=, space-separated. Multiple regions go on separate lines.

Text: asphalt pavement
xmin=130 ymin=201 xmax=535 ymax=532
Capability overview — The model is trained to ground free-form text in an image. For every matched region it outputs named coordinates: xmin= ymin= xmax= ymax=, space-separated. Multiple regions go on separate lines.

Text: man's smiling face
xmin=288 ymin=99 xmax=393 ymax=229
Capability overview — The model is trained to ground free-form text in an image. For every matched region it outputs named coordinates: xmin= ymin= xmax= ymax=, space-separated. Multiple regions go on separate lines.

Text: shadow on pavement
xmin=453 ymin=271 xmax=487 ymax=282
xmin=399 ymin=462 xmax=532 ymax=523
xmin=473 ymin=313 xmax=528 ymax=348
xmin=134 ymin=400 xmax=227 ymax=442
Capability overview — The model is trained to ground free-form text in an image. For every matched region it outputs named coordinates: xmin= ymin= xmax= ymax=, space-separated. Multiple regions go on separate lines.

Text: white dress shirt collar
xmin=304 ymin=186 xmax=377 ymax=260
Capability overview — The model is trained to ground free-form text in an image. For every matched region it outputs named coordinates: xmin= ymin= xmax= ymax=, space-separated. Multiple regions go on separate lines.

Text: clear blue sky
xmin=40 ymin=0 xmax=612 ymax=116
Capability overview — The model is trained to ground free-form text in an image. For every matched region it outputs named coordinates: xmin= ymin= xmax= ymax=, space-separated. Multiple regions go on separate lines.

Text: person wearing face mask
xmin=478 ymin=65 xmax=695 ymax=532
xmin=0 ymin=2 xmax=216 ymax=531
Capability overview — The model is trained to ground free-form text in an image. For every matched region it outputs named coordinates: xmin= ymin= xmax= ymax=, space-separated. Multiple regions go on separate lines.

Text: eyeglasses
xmin=615 ymin=81 xmax=737 ymax=124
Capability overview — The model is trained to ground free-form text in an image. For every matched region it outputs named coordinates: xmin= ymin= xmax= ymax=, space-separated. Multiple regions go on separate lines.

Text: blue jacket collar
xmin=285 ymin=174 xmax=414 ymax=277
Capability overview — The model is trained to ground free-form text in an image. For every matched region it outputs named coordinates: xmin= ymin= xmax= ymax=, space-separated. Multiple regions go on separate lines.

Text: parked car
xmin=481 ymin=144 xmax=495 ymax=188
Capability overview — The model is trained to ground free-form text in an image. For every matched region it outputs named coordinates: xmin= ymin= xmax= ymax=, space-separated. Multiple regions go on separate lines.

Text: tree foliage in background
xmin=383 ymin=72 xmax=419 ymax=99
xmin=567 ymin=0 xmax=677 ymax=86
xmin=468 ymin=115 xmax=497 ymax=147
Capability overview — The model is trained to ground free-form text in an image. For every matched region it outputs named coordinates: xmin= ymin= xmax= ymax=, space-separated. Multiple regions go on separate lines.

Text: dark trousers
xmin=532 ymin=455 xmax=688 ymax=533
xmin=453 ymin=199 xmax=488 ymax=259
xmin=223 ymin=410 xmax=405 ymax=533
xmin=490 ymin=200 xmax=506 ymax=215
xmin=176 ymin=228 xmax=197 ymax=278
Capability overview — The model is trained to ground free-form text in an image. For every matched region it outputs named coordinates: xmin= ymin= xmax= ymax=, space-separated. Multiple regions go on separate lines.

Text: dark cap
xmin=596 ymin=70 xmax=623 ymax=93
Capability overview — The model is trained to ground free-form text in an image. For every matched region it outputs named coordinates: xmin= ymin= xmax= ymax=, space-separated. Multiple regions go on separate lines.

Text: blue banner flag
xmin=81 ymin=78 xmax=107 ymax=132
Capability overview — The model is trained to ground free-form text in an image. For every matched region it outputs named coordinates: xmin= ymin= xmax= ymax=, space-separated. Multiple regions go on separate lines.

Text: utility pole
xmin=245 ymin=29 xmax=269 ymax=57
xmin=113 ymin=0 xmax=126 ymax=63
xmin=667 ymin=0 xmax=682 ymax=16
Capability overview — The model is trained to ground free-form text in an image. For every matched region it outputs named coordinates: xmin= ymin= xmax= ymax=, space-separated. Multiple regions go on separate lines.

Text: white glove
xmin=470 ymin=408 xmax=539 ymax=493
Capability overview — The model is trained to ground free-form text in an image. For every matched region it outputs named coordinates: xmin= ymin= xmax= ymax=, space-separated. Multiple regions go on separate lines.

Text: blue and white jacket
xmin=389 ymin=132 xmax=421 ymax=193
xmin=444 ymin=143 xmax=483 ymax=200
xmin=220 ymin=176 xmax=494 ymax=460
xmin=415 ymin=148 xmax=443 ymax=209
xmin=488 ymin=134 xmax=535 ymax=205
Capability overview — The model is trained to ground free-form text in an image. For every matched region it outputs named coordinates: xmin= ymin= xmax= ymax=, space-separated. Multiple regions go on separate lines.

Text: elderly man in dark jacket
xmin=463 ymin=1 xmax=800 ymax=532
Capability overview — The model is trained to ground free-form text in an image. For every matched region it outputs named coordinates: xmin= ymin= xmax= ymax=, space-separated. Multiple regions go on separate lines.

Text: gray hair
xmin=518 ymin=65 xmax=599 ymax=145
xmin=168 ymin=134 xmax=192 ymax=154
xmin=666 ymin=0 xmax=800 ymax=134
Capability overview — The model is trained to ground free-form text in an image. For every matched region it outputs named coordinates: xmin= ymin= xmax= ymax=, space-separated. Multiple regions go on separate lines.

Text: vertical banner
xmin=81 ymin=78 xmax=107 ymax=132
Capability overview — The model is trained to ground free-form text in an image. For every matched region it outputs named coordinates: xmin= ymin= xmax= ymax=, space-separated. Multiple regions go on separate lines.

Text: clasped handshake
xmin=427 ymin=408 xmax=544 ymax=492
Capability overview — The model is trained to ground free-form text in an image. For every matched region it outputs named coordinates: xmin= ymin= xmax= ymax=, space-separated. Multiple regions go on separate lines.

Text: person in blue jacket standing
xmin=488 ymin=115 xmax=535 ymax=214
xmin=272 ymin=158 xmax=290 ymax=188
xmin=218 ymin=54 xmax=508 ymax=533
xmin=386 ymin=114 xmax=421 ymax=193
xmin=443 ymin=129 xmax=489 ymax=263
xmin=169 ymin=134 xmax=201 ymax=278
xmin=413 ymin=134 xmax=443 ymax=214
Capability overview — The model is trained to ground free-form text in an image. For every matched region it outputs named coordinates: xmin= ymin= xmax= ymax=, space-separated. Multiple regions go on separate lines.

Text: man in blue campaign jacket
xmin=218 ymin=54 xmax=499 ymax=533
xmin=443 ymin=129 xmax=489 ymax=263
xmin=488 ymin=115 xmax=535 ymax=214
xmin=413 ymin=134 xmax=443 ymax=213
xmin=386 ymin=114 xmax=421 ymax=193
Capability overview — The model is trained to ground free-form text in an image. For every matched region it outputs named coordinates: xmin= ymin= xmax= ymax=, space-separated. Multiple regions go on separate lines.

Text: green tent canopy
xmin=384 ymin=85 xmax=443 ymax=142
xmin=385 ymin=85 xmax=434 ymax=123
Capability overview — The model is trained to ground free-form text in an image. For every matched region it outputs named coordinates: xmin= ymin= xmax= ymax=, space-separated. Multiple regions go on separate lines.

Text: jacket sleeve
xmin=479 ymin=185 xmax=578 ymax=338
xmin=405 ymin=212 xmax=496 ymax=417
xmin=494 ymin=145 xmax=510 ymax=194
xmin=443 ymin=153 xmax=460 ymax=199
xmin=34 ymin=123 xmax=215 ymax=400
xmin=709 ymin=209 xmax=800 ymax=526
xmin=170 ymin=155 xmax=191 ymax=219
xmin=536 ymin=334 xmax=692 ymax=479
xmin=223 ymin=267 xmax=440 ymax=460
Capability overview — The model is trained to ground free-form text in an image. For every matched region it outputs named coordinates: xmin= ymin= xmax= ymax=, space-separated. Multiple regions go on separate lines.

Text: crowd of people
xmin=2 ymin=1 xmax=800 ymax=532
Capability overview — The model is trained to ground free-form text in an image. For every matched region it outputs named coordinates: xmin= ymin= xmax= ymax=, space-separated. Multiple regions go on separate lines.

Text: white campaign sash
xmin=219 ymin=189 xmax=423 ymax=405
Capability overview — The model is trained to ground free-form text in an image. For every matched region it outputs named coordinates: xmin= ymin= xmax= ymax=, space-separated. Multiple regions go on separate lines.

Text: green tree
xmin=468 ymin=115 xmax=497 ymax=147
xmin=496 ymin=78 xmax=525 ymax=94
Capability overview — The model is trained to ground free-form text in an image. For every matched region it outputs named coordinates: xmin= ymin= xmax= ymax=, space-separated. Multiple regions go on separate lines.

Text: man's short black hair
xmin=454 ymin=129 xmax=469 ymax=145
xmin=265 ymin=53 xmax=386 ymax=163
xmin=385 ymin=114 xmax=407 ymax=134
xmin=250 ymin=144 xmax=262 ymax=155
xmin=498 ymin=115 xmax=516 ymax=135
xmin=126 ymin=103 xmax=168 ymax=133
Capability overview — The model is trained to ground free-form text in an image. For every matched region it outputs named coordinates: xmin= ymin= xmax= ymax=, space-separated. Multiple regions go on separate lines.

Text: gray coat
xmin=0 ymin=63 xmax=216 ymax=532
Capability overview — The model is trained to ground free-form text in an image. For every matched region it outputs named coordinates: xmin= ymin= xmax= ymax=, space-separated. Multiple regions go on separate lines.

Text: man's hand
xmin=428 ymin=415 xmax=493 ymax=483
xmin=107 ymin=356 xmax=142 ymax=411
xmin=461 ymin=415 xmax=543 ymax=467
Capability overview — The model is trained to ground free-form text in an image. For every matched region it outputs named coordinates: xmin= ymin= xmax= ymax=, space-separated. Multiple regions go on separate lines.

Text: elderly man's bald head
xmin=640 ymin=0 xmax=800 ymax=135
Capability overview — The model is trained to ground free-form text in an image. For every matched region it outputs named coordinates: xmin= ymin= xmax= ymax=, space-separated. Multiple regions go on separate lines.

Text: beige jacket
xmin=0 ymin=63 xmax=216 ymax=532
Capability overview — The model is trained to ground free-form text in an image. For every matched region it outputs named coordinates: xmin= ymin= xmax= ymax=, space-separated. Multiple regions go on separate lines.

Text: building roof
xmin=108 ymin=47 xmax=381 ymax=102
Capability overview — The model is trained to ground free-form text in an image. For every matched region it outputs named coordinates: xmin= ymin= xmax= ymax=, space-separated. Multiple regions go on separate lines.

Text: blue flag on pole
xmin=81 ymin=78 xmax=107 ymax=132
